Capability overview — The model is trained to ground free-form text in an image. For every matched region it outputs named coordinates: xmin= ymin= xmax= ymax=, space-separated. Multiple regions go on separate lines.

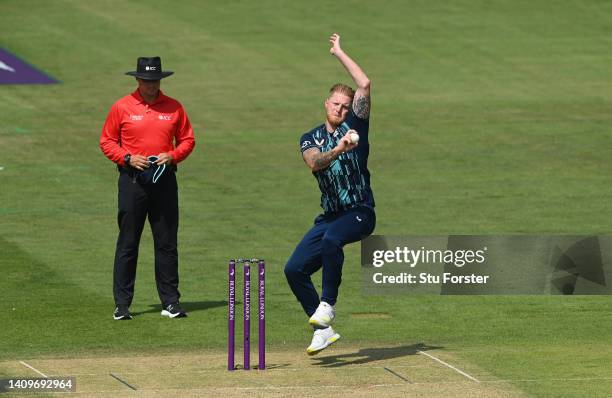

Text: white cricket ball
xmin=350 ymin=132 xmax=360 ymax=143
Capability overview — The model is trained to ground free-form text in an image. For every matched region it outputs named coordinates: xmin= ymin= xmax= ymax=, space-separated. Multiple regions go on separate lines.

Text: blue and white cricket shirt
xmin=300 ymin=109 xmax=375 ymax=214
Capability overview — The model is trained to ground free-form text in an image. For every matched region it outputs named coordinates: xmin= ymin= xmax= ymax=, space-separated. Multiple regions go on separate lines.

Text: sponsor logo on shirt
xmin=301 ymin=140 xmax=311 ymax=149
xmin=158 ymin=114 xmax=172 ymax=121
xmin=130 ymin=115 xmax=144 ymax=121
xmin=314 ymin=138 xmax=325 ymax=147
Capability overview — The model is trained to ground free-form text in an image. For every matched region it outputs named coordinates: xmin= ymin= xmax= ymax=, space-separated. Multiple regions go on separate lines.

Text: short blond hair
xmin=328 ymin=83 xmax=355 ymax=100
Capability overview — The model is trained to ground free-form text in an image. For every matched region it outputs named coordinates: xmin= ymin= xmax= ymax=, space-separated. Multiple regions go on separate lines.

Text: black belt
xmin=117 ymin=164 xmax=177 ymax=175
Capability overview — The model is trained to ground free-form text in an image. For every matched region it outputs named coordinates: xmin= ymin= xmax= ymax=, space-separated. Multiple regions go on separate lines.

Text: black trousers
xmin=113 ymin=170 xmax=180 ymax=307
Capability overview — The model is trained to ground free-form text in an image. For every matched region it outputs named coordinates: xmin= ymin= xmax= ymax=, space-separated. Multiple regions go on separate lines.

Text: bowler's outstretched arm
xmin=329 ymin=33 xmax=371 ymax=119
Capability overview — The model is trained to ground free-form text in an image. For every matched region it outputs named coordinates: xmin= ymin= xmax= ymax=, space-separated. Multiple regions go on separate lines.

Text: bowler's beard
xmin=326 ymin=113 xmax=345 ymax=130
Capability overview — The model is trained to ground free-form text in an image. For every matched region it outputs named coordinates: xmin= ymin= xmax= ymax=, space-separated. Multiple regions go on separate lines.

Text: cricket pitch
xmin=1 ymin=344 xmax=525 ymax=397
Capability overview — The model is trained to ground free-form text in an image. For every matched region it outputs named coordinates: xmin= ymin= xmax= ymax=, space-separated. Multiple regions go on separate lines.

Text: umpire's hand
xmin=155 ymin=152 xmax=174 ymax=165
xmin=129 ymin=155 xmax=149 ymax=170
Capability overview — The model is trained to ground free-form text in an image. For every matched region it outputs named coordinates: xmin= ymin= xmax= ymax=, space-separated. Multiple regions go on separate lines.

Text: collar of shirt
xmin=130 ymin=89 xmax=168 ymax=106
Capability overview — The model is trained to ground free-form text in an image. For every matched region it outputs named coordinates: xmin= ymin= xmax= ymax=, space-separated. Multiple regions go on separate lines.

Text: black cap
xmin=125 ymin=56 xmax=173 ymax=80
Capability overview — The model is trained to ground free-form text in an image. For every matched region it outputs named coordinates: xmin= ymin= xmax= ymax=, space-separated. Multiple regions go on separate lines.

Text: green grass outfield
xmin=2 ymin=0 xmax=612 ymax=396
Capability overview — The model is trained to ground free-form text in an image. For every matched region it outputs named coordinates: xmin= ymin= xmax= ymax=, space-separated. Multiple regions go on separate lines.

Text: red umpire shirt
xmin=101 ymin=82 xmax=195 ymax=320
xmin=100 ymin=89 xmax=195 ymax=165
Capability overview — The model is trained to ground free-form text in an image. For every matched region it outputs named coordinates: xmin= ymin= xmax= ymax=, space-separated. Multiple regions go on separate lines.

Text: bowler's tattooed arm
xmin=353 ymin=94 xmax=371 ymax=119
xmin=329 ymin=33 xmax=371 ymax=119
xmin=302 ymin=148 xmax=340 ymax=172
xmin=302 ymin=132 xmax=357 ymax=172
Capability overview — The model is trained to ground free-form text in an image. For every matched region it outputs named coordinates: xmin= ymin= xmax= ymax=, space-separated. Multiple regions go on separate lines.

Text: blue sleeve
xmin=341 ymin=108 xmax=369 ymax=141
xmin=300 ymin=132 xmax=318 ymax=153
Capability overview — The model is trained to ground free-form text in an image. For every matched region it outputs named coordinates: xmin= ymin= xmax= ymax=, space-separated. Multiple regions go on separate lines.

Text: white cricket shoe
xmin=308 ymin=301 xmax=335 ymax=328
xmin=306 ymin=326 xmax=341 ymax=355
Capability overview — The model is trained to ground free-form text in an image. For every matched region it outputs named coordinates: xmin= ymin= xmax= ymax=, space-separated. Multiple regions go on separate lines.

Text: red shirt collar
xmin=131 ymin=89 xmax=167 ymax=105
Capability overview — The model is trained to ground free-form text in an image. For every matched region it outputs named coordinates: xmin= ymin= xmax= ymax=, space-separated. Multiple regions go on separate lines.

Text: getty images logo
xmin=372 ymin=246 xmax=488 ymax=268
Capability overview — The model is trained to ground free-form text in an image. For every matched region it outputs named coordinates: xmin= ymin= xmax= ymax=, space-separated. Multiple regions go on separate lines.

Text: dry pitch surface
xmin=1 ymin=345 xmax=525 ymax=397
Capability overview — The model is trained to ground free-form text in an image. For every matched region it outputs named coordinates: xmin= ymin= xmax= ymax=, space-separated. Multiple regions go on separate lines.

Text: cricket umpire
xmin=100 ymin=56 xmax=195 ymax=320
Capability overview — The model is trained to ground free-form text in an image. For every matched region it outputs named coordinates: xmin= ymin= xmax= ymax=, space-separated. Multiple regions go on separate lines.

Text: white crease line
xmin=418 ymin=351 xmax=479 ymax=383
xmin=68 ymin=384 xmax=407 ymax=394
xmin=16 ymin=376 xmax=612 ymax=395
xmin=48 ymin=364 xmax=430 ymax=376
xmin=234 ymin=383 xmax=406 ymax=390
xmin=19 ymin=361 xmax=48 ymax=378
xmin=481 ymin=376 xmax=612 ymax=383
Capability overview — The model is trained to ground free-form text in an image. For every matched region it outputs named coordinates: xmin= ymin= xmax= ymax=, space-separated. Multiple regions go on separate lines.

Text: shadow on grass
xmin=132 ymin=300 xmax=227 ymax=315
xmin=311 ymin=343 xmax=443 ymax=367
